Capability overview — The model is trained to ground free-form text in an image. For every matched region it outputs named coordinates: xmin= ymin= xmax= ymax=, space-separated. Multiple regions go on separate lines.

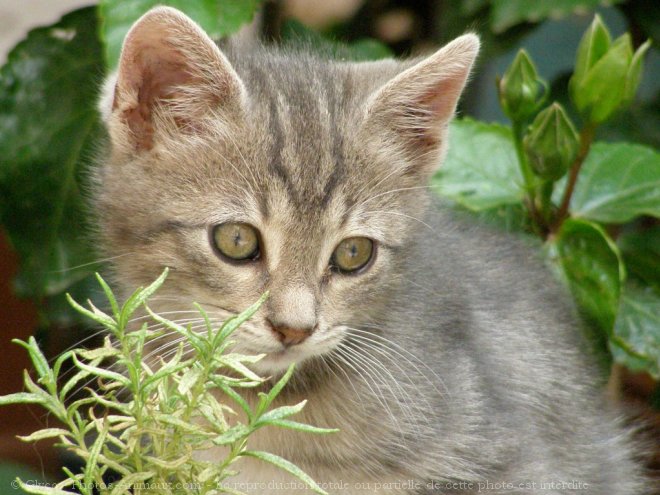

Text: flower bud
xmin=570 ymin=15 xmax=651 ymax=124
xmin=498 ymin=50 xmax=546 ymax=122
xmin=523 ymin=103 xmax=579 ymax=181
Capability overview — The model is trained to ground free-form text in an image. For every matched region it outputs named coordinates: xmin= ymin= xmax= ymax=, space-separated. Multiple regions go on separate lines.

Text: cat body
xmin=97 ymin=7 xmax=646 ymax=494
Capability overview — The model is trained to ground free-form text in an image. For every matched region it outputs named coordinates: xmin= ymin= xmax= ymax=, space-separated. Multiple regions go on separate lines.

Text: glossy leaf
xmin=99 ymin=0 xmax=264 ymax=68
xmin=490 ymin=0 xmax=623 ymax=33
xmin=433 ymin=119 xmax=523 ymax=210
xmin=0 ymin=7 xmax=103 ymax=298
xmin=549 ymin=219 xmax=623 ymax=335
xmin=611 ymin=284 xmax=660 ymax=378
xmin=568 ymin=143 xmax=660 ymax=223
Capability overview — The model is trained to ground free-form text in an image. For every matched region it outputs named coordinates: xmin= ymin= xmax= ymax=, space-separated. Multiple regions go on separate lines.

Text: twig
xmin=552 ymin=123 xmax=596 ymax=233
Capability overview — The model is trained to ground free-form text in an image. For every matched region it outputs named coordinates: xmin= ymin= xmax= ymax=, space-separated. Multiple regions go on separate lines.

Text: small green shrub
xmin=0 ymin=270 xmax=336 ymax=495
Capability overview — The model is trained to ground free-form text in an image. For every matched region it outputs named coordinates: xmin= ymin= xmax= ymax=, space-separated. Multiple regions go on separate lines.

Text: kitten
xmin=96 ymin=6 xmax=647 ymax=494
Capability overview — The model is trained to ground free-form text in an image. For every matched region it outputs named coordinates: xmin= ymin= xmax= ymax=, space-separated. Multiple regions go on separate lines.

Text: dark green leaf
xmin=0 ymin=7 xmax=104 ymax=299
xmin=99 ymin=0 xmax=264 ymax=69
xmin=549 ymin=218 xmax=623 ymax=335
xmin=618 ymin=226 xmax=660 ymax=292
xmin=611 ymin=284 xmax=660 ymax=378
xmin=433 ymin=119 xmax=523 ymax=210
xmin=490 ymin=0 xmax=623 ymax=33
xmin=281 ymin=20 xmax=392 ymax=61
xmin=464 ymin=203 xmax=529 ymax=233
xmin=568 ymin=143 xmax=660 ymax=223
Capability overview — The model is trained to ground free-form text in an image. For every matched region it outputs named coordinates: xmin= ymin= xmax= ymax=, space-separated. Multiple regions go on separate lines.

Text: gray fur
xmin=96 ymin=7 xmax=648 ymax=494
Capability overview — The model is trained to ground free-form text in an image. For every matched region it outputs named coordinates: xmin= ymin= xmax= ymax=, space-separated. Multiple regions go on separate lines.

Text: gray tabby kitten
xmin=96 ymin=6 xmax=647 ymax=494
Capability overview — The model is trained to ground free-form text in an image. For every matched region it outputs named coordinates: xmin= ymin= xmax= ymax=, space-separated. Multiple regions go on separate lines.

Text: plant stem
xmin=552 ymin=123 xmax=596 ymax=233
xmin=512 ymin=121 xmax=544 ymax=234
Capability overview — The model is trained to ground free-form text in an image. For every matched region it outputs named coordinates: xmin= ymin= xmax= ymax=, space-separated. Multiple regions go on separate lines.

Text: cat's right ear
xmin=102 ymin=7 xmax=246 ymax=153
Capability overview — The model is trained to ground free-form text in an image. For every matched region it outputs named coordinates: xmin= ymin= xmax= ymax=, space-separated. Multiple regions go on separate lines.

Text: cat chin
xmin=250 ymin=349 xmax=309 ymax=376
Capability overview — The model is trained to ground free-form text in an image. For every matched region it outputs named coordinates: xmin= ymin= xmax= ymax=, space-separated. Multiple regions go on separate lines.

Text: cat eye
xmin=331 ymin=237 xmax=374 ymax=274
xmin=211 ymin=223 xmax=260 ymax=262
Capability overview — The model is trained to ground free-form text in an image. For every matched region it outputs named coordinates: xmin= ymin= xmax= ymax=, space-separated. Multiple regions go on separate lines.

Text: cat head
xmin=97 ymin=7 xmax=478 ymax=375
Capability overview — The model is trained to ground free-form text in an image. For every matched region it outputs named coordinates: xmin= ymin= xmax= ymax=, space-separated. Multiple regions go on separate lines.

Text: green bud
xmin=523 ymin=103 xmax=579 ymax=181
xmin=572 ymin=14 xmax=611 ymax=87
xmin=623 ymin=39 xmax=652 ymax=106
xmin=570 ymin=15 xmax=651 ymax=124
xmin=498 ymin=50 xmax=546 ymax=122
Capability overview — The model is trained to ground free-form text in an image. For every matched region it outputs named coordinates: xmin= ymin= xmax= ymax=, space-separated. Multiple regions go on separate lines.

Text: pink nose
xmin=269 ymin=323 xmax=313 ymax=346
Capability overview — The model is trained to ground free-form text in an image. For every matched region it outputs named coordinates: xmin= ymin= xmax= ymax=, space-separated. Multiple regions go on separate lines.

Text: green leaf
xmin=0 ymin=392 xmax=49 ymax=406
xmin=490 ymin=0 xmax=623 ymax=33
xmin=568 ymin=143 xmax=660 ymax=223
xmin=212 ymin=424 xmax=251 ymax=445
xmin=108 ymin=472 xmax=156 ymax=495
xmin=96 ymin=272 xmax=120 ymax=320
xmin=256 ymin=401 xmax=306 ymax=424
xmin=549 ymin=218 xmax=623 ymax=335
xmin=265 ymin=419 xmax=339 ymax=435
xmin=0 ymin=7 xmax=104 ymax=299
xmin=212 ymin=378 xmax=253 ymax=422
xmin=217 ymin=292 xmax=269 ymax=343
xmin=99 ymin=0 xmax=264 ymax=69
xmin=342 ymin=38 xmax=393 ymax=61
xmin=84 ymin=422 xmax=109 ymax=492
xmin=119 ymin=268 xmax=169 ymax=327
xmin=257 ymin=364 xmax=296 ymax=417
xmin=15 ymin=337 xmax=50 ymax=382
xmin=18 ymin=428 xmax=72 ymax=442
xmin=281 ymin=19 xmax=392 ymax=61
xmin=462 ymin=204 xmax=529 ymax=233
xmin=15 ymin=480 xmax=74 ymax=495
xmin=71 ymin=355 xmax=131 ymax=387
xmin=611 ymin=284 xmax=660 ymax=378
xmin=433 ymin=119 xmax=523 ymax=211
xmin=618 ymin=226 xmax=660 ymax=292
xmin=240 ymin=450 xmax=327 ymax=495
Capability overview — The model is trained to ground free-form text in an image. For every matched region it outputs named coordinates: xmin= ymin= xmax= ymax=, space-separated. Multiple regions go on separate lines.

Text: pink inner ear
xmin=118 ymin=52 xmax=195 ymax=150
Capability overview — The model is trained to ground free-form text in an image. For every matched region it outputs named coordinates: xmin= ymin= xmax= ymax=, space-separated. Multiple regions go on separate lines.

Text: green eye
xmin=212 ymin=223 xmax=260 ymax=261
xmin=331 ymin=237 xmax=374 ymax=273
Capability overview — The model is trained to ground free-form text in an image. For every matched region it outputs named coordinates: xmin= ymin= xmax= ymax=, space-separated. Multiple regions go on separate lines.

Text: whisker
xmin=345 ymin=327 xmax=450 ymax=400
xmin=333 ymin=347 xmax=404 ymax=437
xmin=337 ymin=341 xmax=423 ymax=434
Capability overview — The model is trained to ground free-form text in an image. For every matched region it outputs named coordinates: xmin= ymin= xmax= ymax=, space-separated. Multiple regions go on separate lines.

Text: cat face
xmin=97 ymin=7 xmax=478 ymax=375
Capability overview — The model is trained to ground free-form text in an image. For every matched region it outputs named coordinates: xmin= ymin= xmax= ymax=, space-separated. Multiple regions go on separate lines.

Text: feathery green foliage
xmin=0 ymin=270 xmax=337 ymax=494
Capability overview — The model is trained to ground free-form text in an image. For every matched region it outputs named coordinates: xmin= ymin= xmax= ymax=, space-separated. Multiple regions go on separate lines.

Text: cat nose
xmin=268 ymin=321 xmax=315 ymax=346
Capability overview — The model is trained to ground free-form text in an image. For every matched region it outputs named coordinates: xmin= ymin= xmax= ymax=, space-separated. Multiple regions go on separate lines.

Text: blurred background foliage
xmin=0 ymin=0 xmax=658 ymax=485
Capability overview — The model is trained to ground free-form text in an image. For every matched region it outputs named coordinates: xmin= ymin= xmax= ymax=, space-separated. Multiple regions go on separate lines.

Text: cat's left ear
xmin=363 ymin=34 xmax=479 ymax=173
xmin=103 ymin=6 xmax=246 ymax=153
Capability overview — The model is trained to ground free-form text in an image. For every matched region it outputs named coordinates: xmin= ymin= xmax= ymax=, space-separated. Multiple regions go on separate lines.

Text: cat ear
xmin=363 ymin=34 xmax=479 ymax=171
xmin=105 ymin=6 xmax=246 ymax=152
